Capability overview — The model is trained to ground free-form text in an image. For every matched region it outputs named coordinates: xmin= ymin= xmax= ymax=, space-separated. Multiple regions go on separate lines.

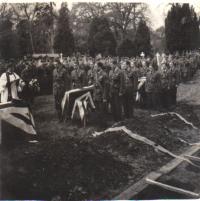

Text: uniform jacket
xmin=93 ymin=69 xmax=109 ymax=101
xmin=145 ymin=70 xmax=161 ymax=93
xmin=71 ymin=68 xmax=87 ymax=89
xmin=53 ymin=66 xmax=67 ymax=96
xmin=109 ymin=67 xmax=125 ymax=95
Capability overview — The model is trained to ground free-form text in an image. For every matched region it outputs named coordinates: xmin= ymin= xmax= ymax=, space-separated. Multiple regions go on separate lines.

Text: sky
xmin=0 ymin=0 xmax=200 ymax=30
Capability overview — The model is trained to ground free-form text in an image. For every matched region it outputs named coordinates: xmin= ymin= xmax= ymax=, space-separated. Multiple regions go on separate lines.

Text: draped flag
xmin=61 ymin=85 xmax=95 ymax=121
xmin=71 ymin=91 xmax=95 ymax=121
xmin=136 ymin=77 xmax=146 ymax=102
xmin=0 ymin=99 xmax=37 ymax=145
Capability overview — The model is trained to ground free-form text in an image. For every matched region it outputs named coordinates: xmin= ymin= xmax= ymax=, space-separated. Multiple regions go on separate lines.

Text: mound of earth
xmin=91 ymin=131 xmax=172 ymax=181
xmin=115 ymin=116 xmax=187 ymax=153
xmin=2 ymin=94 xmax=200 ymax=201
xmin=2 ymin=138 xmax=133 ymax=200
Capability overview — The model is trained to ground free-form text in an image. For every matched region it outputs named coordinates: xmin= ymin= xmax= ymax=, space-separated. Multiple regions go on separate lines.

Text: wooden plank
xmin=93 ymin=126 xmax=199 ymax=167
xmin=113 ymin=145 xmax=200 ymax=200
xmin=184 ymin=155 xmax=200 ymax=162
xmin=113 ymin=172 xmax=162 ymax=200
xmin=146 ymin=178 xmax=200 ymax=198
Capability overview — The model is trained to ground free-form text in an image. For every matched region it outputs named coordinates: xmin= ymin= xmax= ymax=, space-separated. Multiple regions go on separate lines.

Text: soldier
xmin=20 ymin=62 xmax=35 ymax=104
xmin=71 ymin=63 xmax=87 ymax=89
xmin=93 ymin=62 xmax=109 ymax=126
xmin=145 ymin=60 xmax=161 ymax=110
xmin=122 ymin=61 xmax=138 ymax=118
xmin=53 ymin=60 xmax=67 ymax=122
xmin=160 ymin=62 xmax=170 ymax=109
xmin=168 ymin=60 xmax=180 ymax=107
xmin=140 ymin=60 xmax=149 ymax=76
xmin=87 ymin=63 xmax=97 ymax=85
xmin=109 ymin=60 xmax=124 ymax=121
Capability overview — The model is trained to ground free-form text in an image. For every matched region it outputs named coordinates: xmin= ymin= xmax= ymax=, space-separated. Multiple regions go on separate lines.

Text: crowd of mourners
xmin=0 ymin=51 xmax=200 ymax=123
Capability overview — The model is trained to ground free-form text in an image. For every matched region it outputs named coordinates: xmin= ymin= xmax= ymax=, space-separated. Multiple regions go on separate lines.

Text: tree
xmin=106 ymin=3 xmax=149 ymax=42
xmin=11 ymin=3 xmax=57 ymax=54
xmin=117 ymin=39 xmax=136 ymax=57
xmin=0 ymin=19 xmax=17 ymax=59
xmin=33 ymin=3 xmax=56 ymax=53
xmin=70 ymin=3 xmax=150 ymax=48
xmin=165 ymin=3 xmax=200 ymax=53
xmin=135 ymin=20 xmax=151 ymax=55
xmin=54 ymin=3 xmax=74 ymax=56
xmin=151 ymin=26 xmax=166 ymax=53
xmin=71 ymin=3 xmax=107 ymax=54
xmin=11 ymin=3 xmax=38 ymax=53
xmin=0 ymin=3 xmax=13 ymax=19
xmin=88 ymin=17 xmax=116 ymax=56
xmin=16 ymin=19 xmax=32 ymax=56
xmin=0 ymin=3 xmax=19 ymax=59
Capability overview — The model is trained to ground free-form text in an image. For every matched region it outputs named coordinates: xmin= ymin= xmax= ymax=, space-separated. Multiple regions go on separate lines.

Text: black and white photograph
xmin=0 ymin=0 xmax=200 ymax=200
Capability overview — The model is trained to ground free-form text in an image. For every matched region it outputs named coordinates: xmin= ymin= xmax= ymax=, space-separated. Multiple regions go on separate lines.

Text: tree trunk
xmin=28 ymin=22 xmax=35 ymax=54
xmin=133 ymin=4 xmax=137 ymax=36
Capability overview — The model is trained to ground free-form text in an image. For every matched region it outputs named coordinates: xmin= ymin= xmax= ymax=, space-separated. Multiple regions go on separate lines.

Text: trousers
xmin=110 ymin=92 xmax=122 ymax=121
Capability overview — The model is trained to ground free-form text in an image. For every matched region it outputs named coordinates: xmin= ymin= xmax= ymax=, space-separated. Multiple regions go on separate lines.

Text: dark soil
xmin=1 ymin=138 xmax=133 ymax=200
xmin=1 ymin=88 xmax=200 ymax=200
xmin=91 ymin=131 xmax=172 ymax=182
xmin=116 ymin=116 xmax=188 ymax=154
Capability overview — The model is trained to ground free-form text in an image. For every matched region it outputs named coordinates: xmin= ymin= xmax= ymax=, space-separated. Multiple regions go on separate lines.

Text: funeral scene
xmin=2 ymin=1 xmax=200 ymax=200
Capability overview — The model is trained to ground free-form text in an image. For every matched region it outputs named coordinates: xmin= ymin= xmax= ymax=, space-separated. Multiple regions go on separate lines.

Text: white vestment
xmin=0 ymin=72 xmax=21 ymax=103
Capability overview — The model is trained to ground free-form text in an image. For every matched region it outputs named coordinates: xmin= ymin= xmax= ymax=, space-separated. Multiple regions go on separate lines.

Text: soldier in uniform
xmin=71 ymin=62 xmax=87 ymax=89
xmin=122 ymin=61 xmax=138 ymax=118
xmin=20 ymin=62 xmax=35 ymax=104
xmin=93 ymin=62 xmax=109 ymax=126
xmin=87 ymin=62 xmax=97 ymax=85
xmin=109 ymin=60 xmax=124 ymax=121
xmin=145 ymin=60 xmax=161 ymax=110
xmin=53 ymin=60 xmax=67 ymax=122
xmin=160 ymin=62 xmax=170 ymax=109
xmin=168 ymin=60 xmax=180 ymax=107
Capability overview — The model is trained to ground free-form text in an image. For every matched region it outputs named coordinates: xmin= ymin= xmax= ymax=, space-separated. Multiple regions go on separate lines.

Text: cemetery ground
xmin=1 ymin=72 xmax=200 ymax=200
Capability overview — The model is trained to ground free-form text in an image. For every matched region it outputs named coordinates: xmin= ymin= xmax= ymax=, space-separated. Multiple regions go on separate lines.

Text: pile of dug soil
xmin=116 ymin=116 xmax=187 ymax=153
xmin=2 ymin=138 xmax=133 ymax=200
xmin=175 ymin=104 xmax=200 ymax=127
xmin=2 ymin=101 xmax=199 ymax=201
xmin=91 ymin=131 xmax=172 ymax=181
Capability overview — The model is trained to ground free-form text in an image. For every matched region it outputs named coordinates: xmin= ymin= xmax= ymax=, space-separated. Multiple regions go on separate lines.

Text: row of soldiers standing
xmin=53 ymin=59 xmax=138 ymax=122
xmin=52 ymin=52 xmax=200 ymax=123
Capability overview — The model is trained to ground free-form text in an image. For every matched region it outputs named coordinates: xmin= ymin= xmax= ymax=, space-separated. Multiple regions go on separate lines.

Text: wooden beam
xmin=93 ymin=126 xmax=200 ymax=168
xmin=113 ymin=145 xmax=200 ymax=200
xmin=146 ymin=178 xmax=200 ymax=198
xmin=184 ymin=155 xmax=200 ymax=162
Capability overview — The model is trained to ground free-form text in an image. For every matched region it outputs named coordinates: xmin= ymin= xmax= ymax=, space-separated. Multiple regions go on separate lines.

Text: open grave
xmin=1 ymin=103 xmax=200 ymax=200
